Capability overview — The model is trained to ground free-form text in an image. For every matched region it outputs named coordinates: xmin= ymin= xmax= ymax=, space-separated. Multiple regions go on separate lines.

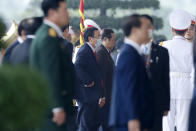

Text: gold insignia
xmin=159 ymin=42 xmax=163 ymax=46
xmin=49 ymin=28 xmax=57 ymax=37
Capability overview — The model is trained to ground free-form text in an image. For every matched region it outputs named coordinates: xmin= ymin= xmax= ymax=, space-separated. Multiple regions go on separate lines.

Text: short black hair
xmin=18 ymin=19 xmax=26 ymax=36
xmin=62 ymin=24 xmax=69 ymax=32
xmin=41 ymin=0 xmax=65 ymax=17
xmin=84 ymin=27 xmax=98 ymax=42
xmin=141 ymin=14 xmax=154 ymax=25
xmin=122 ymin=14 xmax=141 ymax=37
xmin=101 ymin=28 xmax=114 ymax=40
xmin=22 ymin=17 xmax=43 ymax=35
xmin=174 ymin=29 xmax=187 ymax=36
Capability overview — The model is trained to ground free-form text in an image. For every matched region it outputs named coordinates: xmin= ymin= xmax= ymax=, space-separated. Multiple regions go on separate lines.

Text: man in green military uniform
xmin=30 ymin=0 xmax=75 ymax=130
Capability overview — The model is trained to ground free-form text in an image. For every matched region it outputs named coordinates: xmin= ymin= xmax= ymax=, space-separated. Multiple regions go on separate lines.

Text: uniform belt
xmin=170 ymin=72 xmax=191 ymax=78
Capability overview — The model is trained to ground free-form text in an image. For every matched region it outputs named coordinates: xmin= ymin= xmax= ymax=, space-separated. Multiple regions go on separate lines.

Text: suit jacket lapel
xmin=86 ymin=43 xmax=99 ymax=66
xmin=150 ymin=43 xmax=159 ymax=66
xmin=100 ymin=45 xmax=115 ymax=67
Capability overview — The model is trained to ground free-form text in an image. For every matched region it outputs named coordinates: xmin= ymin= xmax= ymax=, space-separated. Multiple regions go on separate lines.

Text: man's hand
xmin=163 ymin=111 xmax=169 ymax=116
xmin=52 ymin=110 xmax=66 ymax=126
xmin=128 ymin=119 xmax=140 ymax=131
xmin=84 ymin=81 xmax=94 ymax=88
xmin=99 ymin=97 xmax=105 ymax=108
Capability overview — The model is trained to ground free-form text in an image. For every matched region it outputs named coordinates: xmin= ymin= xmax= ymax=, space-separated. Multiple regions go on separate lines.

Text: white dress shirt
xmin=141 ymin=42 xmax=152 ymax=55
xmin=124 ymin=38 xmax=142 ymax=55
xmin=87 ymin=42 xmax=96 ymax=53
xmin=17 ymin=37 xmax=24 ymax=44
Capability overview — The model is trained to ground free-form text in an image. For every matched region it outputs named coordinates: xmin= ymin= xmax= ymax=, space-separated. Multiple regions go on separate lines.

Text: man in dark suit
xmin=9 ymin=17 xmax=43 ymax=65
xmin=141 ymin=15 xmax=170 ymax=131
xmin=30 ymin=0 xmax=75 ymax=130
xmin=188 ymin=25 xmax=196 ymax=131
xmin=3 ymin=19 xmax=27 ymax=64
xmin=109 ymin=14 xmax=154 ymax=131
xmin=74 ymin=27 xmax=105 ymax=131
xmin=62 ymin=24 xmax=73 ymax=59
xmin=96 ymin=28 xmax=115 ymax=131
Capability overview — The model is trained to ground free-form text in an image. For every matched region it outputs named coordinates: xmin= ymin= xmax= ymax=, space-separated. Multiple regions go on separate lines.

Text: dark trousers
xmin=99 ymin=104 xmax=114 ymax=131
xmin=114 ymin=127 xmax=128 ymax=131
xmin=149 ymin=109 xmax=163 ymax=131
xmin=115 ymin=126 xmax=147 ymax=131
xmin=77 ymin=101 xmax=101 ymax=131
xmin=67 ymin=107 xmax=78 ymax=131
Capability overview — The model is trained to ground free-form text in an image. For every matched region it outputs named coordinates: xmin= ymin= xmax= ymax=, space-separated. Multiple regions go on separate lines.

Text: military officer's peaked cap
xmin=169 ymin=9 xmax=191 ymax=31
xmin=84 ymin=19 xmax=101 ymax=31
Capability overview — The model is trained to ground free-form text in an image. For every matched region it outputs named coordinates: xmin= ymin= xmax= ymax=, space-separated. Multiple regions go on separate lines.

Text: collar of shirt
xmin=141 ymin=42 xmax=152 ymax=55
xmin=17 ymin=37 xmax=24 ymax=44
xmin=87 ymin=42 xmax=96 ymax=52
xmin=102 ymin=44 xmax=110 ymax=53
xmin=124 ymin=38 xmax=142 ymax=55
xmin=173 ymin=35 xmax=186 ymax=40
xmin=26 ymin=35 xmax=35 ymax=39
xmin=44 ymin=19 xmax=65 ymax=39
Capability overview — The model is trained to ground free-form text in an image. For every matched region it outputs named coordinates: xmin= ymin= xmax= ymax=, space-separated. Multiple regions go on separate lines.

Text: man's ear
xmin=132 ymin=27 xmax=137 ymax=34
xmin=21 ymin=30 xmax=26 ymax=40
xmin=21 ymin=30 xmax=25 ymax=36
xmin=88 ymin=36 xmax=92 ymax=43
xmin=103 ymin=37 xmax=108 ymax=42
xmin=171 ymin=28 xmax=175 ymax=33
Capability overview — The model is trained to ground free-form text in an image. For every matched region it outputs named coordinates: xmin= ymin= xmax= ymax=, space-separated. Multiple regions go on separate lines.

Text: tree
xmin=25 ymin=0 xmax=165 ymax=40
xmin=67 ymin=0 xmax=164 ymax=40
xmin=0 ymin=17 xmax=7 ymax=48
xmin=22 ymin=0 xmax=43 ymax=17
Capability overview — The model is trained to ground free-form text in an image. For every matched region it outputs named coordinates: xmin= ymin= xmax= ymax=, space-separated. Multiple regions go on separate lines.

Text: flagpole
xmin=79 ymin=0 xmax=85 ymax=46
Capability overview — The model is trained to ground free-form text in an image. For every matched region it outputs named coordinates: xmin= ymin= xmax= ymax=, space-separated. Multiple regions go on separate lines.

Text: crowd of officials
xmin=2 ymin=0 xmax=196 ymax=131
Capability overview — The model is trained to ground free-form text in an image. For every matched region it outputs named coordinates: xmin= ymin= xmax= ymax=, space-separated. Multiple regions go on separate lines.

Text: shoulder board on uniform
xmin=48 ymin=28 xmax=57 ymax=37
xmin=159 ymin=42 xmax=163 ymax=46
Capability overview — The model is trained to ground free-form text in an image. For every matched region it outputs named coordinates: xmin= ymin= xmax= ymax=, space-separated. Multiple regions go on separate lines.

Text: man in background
xmin=96 ymin=28 xmax=115 ymax=131
xmin=141 ymin=14 xmax=170 ymax=131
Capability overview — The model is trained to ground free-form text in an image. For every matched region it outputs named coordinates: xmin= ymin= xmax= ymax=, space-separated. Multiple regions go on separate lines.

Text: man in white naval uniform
xmin=162 ymin=9 xmax=193 ymax=131
xmin=185 ymin=15 xmax=196 ymax=93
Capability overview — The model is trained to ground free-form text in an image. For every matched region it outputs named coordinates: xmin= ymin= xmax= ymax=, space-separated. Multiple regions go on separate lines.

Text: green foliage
xmin=0 ymin=17 xmax=6 ymax=38
xmin=0 ymin=17 xmax=6 ymax=49
xmin=0 ymin=66 xmax=50 ymax=131
xmin=152 ymin=16 xmax=164 ymax=30
xmin=26 ymin=0 xmax=165 ymax=40
xmin=70 ymin=16 xmax=123 ymax=29
xmin=67 ymin=0 xmax=159 ymax=9
xmin=153 ymin=34 xmax=167 ymax=41
xmin=67 ymin=0 xmax=164 ymax=39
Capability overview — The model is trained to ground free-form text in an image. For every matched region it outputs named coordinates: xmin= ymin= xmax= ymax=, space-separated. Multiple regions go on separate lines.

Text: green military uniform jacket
xmin=30 ymin=19 xmax=75 ymax=131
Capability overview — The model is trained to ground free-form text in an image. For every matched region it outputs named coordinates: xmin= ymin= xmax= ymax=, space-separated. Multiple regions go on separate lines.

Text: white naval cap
xmin=84 ymin=19 xmax=101 ymax=31
xmin=169 ymin=9 xmax=192 ymax=30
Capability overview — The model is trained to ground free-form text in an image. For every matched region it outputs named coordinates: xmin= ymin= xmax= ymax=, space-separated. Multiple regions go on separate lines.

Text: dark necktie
xmin=94 ymin=51 xmax=98 ymax=62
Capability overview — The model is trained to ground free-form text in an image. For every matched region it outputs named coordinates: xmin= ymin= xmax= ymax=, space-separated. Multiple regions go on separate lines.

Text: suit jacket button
xmin=62 ymin=91 xmax=67 ymax=96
